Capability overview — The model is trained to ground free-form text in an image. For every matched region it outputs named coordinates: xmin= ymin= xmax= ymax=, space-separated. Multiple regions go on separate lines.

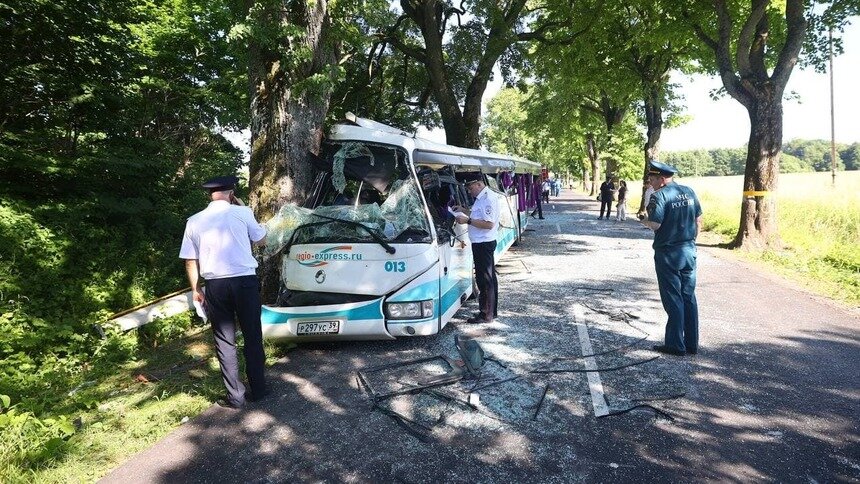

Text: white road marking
xmin=573 ymin=304 xmax=609 ymax=417
xmin=555 ymin=223 xmax=561 ymax=233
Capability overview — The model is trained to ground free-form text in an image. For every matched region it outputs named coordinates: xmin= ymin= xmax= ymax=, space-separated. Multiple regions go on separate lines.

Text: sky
xmin=661 ymin=20 xmax=860 ymax=151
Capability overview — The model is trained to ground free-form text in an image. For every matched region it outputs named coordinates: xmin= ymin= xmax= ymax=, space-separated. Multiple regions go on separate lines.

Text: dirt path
xmin=102 ymin=190 xmax=860 ymax=483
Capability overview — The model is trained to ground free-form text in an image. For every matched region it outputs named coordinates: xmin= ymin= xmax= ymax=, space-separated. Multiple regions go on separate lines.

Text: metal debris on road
xmin=632 ymin=393 xmax=686 ymax=402
xmin=532 ymin=384 xmax=550 ymax=420
xmin=599 ymin=404 xmax=675 ymax=421
xmin=356 ymin=355 xmax=465 ymax=402
xmin=532 ymin=356 xmax=660 ymax=374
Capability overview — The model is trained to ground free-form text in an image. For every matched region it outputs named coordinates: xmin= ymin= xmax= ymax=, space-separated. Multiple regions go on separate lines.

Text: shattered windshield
xmin=263 ymin=142 xmax=431 ymax=258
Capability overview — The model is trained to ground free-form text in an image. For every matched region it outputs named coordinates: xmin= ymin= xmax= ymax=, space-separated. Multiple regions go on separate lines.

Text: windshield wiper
xmin=284 ymin=213 xmax=396 ymax=255
xmin=311 ymin=213 xmax=397 ymax=254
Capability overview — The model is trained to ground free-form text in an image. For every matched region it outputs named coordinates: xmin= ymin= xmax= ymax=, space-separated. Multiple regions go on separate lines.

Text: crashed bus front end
xmin=260 ymin=138 xmax=470 ymax=341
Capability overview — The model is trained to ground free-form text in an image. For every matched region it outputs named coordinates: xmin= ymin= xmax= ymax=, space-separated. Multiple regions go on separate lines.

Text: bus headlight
xmin=386 ymin=300 xmax=434 ymax=319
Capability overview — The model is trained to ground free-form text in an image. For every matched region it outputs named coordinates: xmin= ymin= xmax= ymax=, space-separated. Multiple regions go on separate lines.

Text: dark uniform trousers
xmin=654 ymin=243 xmax=699 ymax=353
xmin=472 ymin=240 xmax=498 ymax=322
xmin=599 ymin=198 xmax=613 ymax=219
xmin=205 ymin=275 xmax=267 ymax=406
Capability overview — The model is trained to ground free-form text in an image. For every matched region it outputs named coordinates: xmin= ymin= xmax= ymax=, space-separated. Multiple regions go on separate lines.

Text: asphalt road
xmin=102 ymin=190 xmax=860 ymax=483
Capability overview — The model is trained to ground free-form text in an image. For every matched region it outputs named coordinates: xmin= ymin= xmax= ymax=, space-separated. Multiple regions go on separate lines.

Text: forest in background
xmin=663 ymin=139 xmax=860 ymax=177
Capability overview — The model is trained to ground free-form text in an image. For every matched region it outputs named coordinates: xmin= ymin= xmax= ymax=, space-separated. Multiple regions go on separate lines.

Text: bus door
xmin=420 ymin=167 xmax=473 ymax=322
xmin=485 ymin=173 xmax=519 ymax=257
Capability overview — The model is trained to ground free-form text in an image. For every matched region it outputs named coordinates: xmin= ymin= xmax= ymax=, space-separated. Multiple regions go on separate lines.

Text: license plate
xmin=296 ymin=321 xmax=340 ymax=335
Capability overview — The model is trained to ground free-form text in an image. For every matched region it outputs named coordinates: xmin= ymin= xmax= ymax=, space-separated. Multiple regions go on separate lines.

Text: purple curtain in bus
xmin=517 ymin=175 xmax=526 ymax=211
xmin=524 ymin=175 xmax=534 ymax=210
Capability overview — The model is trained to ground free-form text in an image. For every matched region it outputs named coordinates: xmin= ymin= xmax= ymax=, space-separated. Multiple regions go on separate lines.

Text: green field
xmin=678 ymin=171 xmax=860 ymax=306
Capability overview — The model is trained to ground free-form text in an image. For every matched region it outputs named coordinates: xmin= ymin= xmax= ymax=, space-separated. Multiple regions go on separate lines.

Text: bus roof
xmin=328 ymin=114 xmax=541 ymax=176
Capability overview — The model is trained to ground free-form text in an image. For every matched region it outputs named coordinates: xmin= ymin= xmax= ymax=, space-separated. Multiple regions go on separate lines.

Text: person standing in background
xmin=453 ymin=173 xmax=500 ymax=324
xmin=598 ymin=177 xmax=615 ymax=220
xmin=530 ymin=176 xmax=544 ymax=219
xmin=642 ymin=162 xmax=703 ymax=356
xmin=616 ymin=180 xmax=628 ymax=221
xmin=638 ymin=183 xmax=655 ymax=221
xmin=179 ymin=176 xmax=269 ymax=409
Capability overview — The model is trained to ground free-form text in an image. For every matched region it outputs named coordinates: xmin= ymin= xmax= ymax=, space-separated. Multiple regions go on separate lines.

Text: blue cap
xmin=201 ymin=175 xmax=239 ymax=191
xmin=647 ymin=161 xmax=677 ymax=177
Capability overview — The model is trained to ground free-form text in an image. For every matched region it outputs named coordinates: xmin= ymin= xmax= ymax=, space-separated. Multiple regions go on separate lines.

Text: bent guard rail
xmin=105 ymin=287 xmax=195 ymax=331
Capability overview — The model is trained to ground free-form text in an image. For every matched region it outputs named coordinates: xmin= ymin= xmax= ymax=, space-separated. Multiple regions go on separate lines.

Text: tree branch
xmin=376 ymin=13 xmax=428 ymax=63
xmin=748 ymin=12 xmax=769 ymax=79
xmin=518 ymin=21 xmax=587 ymax=44
xmin=685 ymin=14 xmax=719 ymax=52
xmin=503 ymin=0 xmax=529 ymax=24
xmin=735 ymin=0 xmax=768 ymax=78
xmin=381 ymin=34 xmax=428 ymax=64
xmin=707 ymin=1 xmax=752 ymax=108
xmin=580 ymin=98 xmax=602 ymax=116
xmin=772 ymin=0 xmax=807 ymax=89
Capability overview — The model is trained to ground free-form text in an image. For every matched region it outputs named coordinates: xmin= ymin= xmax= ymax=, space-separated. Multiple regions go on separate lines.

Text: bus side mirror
xmin=437 ymin=227 xmax=453 ymax=246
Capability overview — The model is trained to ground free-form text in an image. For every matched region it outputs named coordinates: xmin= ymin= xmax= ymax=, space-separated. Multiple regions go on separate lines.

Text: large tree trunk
xmin=732 ymin=93 xmax=781 ymax=249
xmin=586 ymin=133 xmax=599 ymax=196
xmin=460 ymin=32 xmax=511 ymax=148
xmin=400 ymin=0 xmax=467 ymax=147
xmin=582 ymin=92 xmax=627 ymax=180
xmin=247 ymin=0 xmax=337 ymax=303
xmin=396 ymin=0 xmax=529 ymax=149
xmin=686 ymin=0 xmax=806 ymax=250
xmin=640 ymin=89 xmax=662 ymax=213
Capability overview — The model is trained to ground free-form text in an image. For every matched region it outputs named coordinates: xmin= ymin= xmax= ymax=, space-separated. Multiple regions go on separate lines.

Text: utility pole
xmin=829 ymin=27 xmax=837 ymax=187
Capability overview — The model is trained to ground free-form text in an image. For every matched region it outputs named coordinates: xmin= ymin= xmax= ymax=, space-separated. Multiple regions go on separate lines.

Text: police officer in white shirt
xmin=179 ymin=176 xmax=269 ymax=409
xmin=453 ymin=173 xmax=500 ymax=324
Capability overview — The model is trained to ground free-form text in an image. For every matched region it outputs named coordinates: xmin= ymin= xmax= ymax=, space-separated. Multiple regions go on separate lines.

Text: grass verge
xmin=689 ymin=173 xmax=860 ymax=307
xmin=1 ymin=322 xmax=293 ymax=483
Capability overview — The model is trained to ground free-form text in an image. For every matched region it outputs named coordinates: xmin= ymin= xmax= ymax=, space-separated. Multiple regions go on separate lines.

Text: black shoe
xmin=687 ymin=348 xmax=698 ymax=356
xmin=598 ymin=217 xmax=603 ymax=220
xmin=652 ymin=345 xmax=685 ymax=356
xmin=246 ymin=389 xmax=272 ymax=403
xmin=216 ymin=397 xmax=245 ymax=410
xmin=466 ymin=316 xmax=491 ymax=324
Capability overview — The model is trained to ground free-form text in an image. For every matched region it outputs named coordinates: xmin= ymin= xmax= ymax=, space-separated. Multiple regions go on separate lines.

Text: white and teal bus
xmin=261 ymin=114 xmax=540 ymax=341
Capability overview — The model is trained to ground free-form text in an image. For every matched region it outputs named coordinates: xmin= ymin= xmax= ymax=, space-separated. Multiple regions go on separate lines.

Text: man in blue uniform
xmin=643 ymin=162 xmax=702 ymax=356
xmin=179 ymin=176 xmax=269 ymax=408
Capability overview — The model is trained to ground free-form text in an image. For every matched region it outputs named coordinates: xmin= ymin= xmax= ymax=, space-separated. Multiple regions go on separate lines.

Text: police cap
xmin=647 ymin=161 xmax=678 ymax=177
xmin=201 ymin=175 xmax=239 ymax=191
xmin=462 ymin=172 xmax=483 ymax=185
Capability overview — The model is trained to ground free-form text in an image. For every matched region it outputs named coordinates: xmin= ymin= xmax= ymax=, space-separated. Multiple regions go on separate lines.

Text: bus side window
xmin=453 ymin=183 xmax=470 ymax=207
xmin=424 ymin=183 xmax=454 ymax=229
xmin=424 ymin=187 xmax=443 ymax=226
